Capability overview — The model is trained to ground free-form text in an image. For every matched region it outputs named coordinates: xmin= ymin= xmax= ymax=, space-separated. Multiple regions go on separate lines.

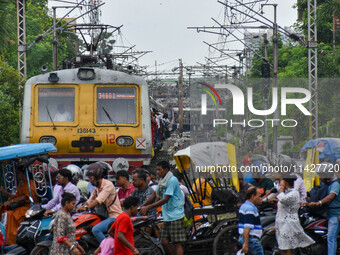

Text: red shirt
xmin=117 ymin=182 xmax=135 ymax=201
xmin=111 ymin=212 xmax=134 ymax=255
xmin=242 ymin=156 xmax=250 ymax=165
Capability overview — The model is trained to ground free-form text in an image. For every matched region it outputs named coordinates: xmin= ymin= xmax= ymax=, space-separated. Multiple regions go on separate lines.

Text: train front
xmin=20 ymin=67 xmax=152 ymax=171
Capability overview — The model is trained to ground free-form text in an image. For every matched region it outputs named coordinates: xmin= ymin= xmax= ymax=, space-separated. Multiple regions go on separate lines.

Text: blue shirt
xmin=328 ymin=180 xmax=340 ymax=217
xmin=156 ymin=176 xmax=184 ymax=222
xmin=238 ymin=200 xmax=262 ymax=238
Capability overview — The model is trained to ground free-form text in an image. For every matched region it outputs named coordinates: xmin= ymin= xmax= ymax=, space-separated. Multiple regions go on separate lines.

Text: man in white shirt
xmin=54 ymin=104 xmax=72 ymax=122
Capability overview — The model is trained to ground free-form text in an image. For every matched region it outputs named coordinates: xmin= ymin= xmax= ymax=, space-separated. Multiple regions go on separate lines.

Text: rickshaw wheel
xmin=135 ymin=233 xmax=165 ymax=255
xmin=30 ymin=245 xmax=49 ymax=255
xmin=213 ymin=225 xmax=239 ymax=255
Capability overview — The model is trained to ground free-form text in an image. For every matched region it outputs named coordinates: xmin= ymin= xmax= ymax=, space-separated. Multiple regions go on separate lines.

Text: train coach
xmin=20 ymin=67 xmax=152 ymax=171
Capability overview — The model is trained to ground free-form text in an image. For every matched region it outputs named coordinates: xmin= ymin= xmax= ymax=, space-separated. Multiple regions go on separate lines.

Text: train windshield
xmin=38 ymin=88 xmax=75 ymax=122
xmin=96 ymin=86 xmax=136 ymax=124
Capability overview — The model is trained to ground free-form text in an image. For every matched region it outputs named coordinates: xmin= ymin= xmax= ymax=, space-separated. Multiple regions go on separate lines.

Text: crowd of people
xmin=150 ymin=108 xmax=171 ymax=149
xmin=2 ymin=153 xmax=340 ymax=255
xmin=238 ymin=153 xmax=340 ymax=255
xmin=21 ymin=160 xmax=185 ymax=255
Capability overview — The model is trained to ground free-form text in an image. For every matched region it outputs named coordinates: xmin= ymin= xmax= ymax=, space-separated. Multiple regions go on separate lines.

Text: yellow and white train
xmin=20 ymin=67 xmax=152 ymax=170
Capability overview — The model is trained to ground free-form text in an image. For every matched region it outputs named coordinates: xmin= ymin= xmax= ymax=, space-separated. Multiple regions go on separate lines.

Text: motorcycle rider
xmin=67 ymin=164 xmax=89 ymax=197
xmin=43 ymin=168 xmax=81 ymax=216
xmin=309 ymin=163 xmax=340 ymax=255
xmin=130 ymin=168 xmax=157 ymax=217
xmin=77 ymin=162 xmax=122 ymax=243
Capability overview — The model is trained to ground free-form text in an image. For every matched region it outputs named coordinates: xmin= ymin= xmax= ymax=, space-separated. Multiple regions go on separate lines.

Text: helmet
xmin=82 ymin=164 xmax=89 ymax=181
xmin=65 ymin=164 xmax=82 ymax=183
xmin=86 ymin=162 xmax=103 ymax=180
xmin=97 ymin=161 xmax=112 ymax=179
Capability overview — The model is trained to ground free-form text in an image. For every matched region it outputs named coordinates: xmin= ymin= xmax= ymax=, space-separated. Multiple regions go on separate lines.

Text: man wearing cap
xmin=77 ymin=162 xmax=122 ymax=243
xmin=116 ymin=170 xmax=135 ymax=206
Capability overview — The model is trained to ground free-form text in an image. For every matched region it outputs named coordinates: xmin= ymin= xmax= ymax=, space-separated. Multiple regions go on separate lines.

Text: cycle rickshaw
xmin=300 ymin=137 xmax=340 ymax=191
xmin=173 ymin=142 xmax=241 ymax=255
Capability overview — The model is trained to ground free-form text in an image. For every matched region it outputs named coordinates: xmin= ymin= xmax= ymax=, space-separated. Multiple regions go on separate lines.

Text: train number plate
xmin=77 ymin=128 xmax=96 ymax=134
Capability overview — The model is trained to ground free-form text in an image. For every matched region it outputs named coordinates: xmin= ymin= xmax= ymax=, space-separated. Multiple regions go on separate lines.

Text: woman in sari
xmin=0 ymin=165 xmax=39 ymax=245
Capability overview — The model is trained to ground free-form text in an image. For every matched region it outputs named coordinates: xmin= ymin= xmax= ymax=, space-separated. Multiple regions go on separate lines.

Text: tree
xmin=0 ymin=55 xmax=20 ymax=146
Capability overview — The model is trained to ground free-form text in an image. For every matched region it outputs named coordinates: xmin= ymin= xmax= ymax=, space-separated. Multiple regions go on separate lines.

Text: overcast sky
xmin=51 ymin=0 xmax=298 ymax=70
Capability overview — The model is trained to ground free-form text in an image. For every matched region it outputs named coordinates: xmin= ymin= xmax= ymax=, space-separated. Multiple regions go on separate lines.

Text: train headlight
xmin=77 ymin=68 xmax=95 ymax=80
xmin=40 ymin=136 xmax=57 ymax=145
xmin=116 ymin=136 xmax=133 ymax=147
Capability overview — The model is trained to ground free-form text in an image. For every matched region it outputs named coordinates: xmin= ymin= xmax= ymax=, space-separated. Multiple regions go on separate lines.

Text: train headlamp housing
xmin=48 ymin=73 xmax=59 ymax=82
xmin=116 ymin=136 xmax=133 ymax=147
xmin=77 ymin=68 xmax=95 ymax=80
xmin=40 ymin=136 xmax=57 ymax=145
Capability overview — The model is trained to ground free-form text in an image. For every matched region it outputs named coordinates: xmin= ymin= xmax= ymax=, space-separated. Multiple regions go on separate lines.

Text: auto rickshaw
xmin=300 ymin=137 xmax=340 ymax=191
xmin=0 ymin=143 xmax=56 ymax=254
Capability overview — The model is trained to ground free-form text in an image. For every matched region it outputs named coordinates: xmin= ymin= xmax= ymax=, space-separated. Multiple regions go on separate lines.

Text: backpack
xmin=309 ymin=182 xmax=329 ymax=216
xmin=184 ymin=195 xmax=194 ymax=220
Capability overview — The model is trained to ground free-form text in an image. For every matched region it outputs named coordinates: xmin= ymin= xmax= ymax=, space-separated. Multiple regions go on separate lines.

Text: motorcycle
xmin=261 ymin=207 xmax=333 ymax=255
xmin=32 ymin=208 xmax=103 ymax=255
xmin=34 ymin=214 xmax=164 ymax=255
xmin=74 ymin=210 xmax=102 ymax=254
xmin=12 ymin=204 xmax=52 ymax=254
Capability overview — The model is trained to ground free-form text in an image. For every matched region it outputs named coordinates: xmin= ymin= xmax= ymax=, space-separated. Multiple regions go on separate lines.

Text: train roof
xmin=25 ymin=68 xmax=148 ymax=86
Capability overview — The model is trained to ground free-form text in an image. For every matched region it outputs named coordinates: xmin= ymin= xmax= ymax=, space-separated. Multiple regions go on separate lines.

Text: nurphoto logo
xmin=199 ymin=82 xmax=311 ymax=128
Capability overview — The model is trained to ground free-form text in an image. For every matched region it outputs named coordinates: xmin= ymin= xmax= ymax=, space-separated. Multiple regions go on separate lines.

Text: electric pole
xmin=272 ymin=4 xmax=278 ymax=154
xmin=17 ymin=0 xmax=27 ymax=81
xmin=178 ymin=59 xmax=184 ymax=132
xmin=308 ymin=0 xmax=318 ymax=139
xmin=52 ymin=7 xmax=58 ymax=71
xmin=261 ymin=3 xmax=278 ymax=154
xmin=262 ymin=33 xmax=269 ymax=156
xmin=17 ymin=0 xmax=26 ymax=141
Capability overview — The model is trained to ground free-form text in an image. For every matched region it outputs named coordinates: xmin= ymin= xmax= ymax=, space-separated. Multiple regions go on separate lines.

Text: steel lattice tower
xmin=307 ymin=0 xmax=318 ymax=139
xmin=17 ymin=0 xmax=26 ymax=82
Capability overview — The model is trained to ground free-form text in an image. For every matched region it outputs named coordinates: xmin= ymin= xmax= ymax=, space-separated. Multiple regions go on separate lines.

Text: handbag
xmin=7 ymin=200 xmax=27 ymax=210
xmin=93 ymin=194 xmax=117 ymax=219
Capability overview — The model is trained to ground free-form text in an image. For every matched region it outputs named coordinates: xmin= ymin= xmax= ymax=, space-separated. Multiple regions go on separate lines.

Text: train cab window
xmin=38 ymin=88 xmax=75 ymax=122
xmin=96 ymin=86 xmax=136 ymax=124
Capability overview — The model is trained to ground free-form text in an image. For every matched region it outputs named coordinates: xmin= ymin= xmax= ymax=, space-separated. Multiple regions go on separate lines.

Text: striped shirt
xmin=238 ymin=200 xmax=262 ymax=238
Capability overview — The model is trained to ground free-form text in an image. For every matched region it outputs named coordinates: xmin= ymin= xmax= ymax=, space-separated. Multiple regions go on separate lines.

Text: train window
xmin=38 ymin=88 xmax=75 ymax=122
xmin=96 ymin=86 xmax=136 ymax=124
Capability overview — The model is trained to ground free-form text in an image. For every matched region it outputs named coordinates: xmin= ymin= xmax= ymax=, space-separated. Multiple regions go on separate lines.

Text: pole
xmin=307 ymin=0 xmax=318 ymax=139
xmin=272 ymin=4 xmax=278 ymax=154
xmin=178 ymin=59 xmax=184 ymax=132
xmin=17 ymin=0 xmax=26 ymax=142
xmin=263 ymin=34 xmax=269 ymax=156
xmin=53 ymin=7 xmax=58 ymax=71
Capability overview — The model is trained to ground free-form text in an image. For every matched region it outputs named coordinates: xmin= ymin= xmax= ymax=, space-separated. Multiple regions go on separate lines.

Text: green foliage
xmin=0 ymin=55 xmax=20 ymax=145
xmin=0 ymin=0 xmax=79 ymax=146
xmin=281 ymin=141 xmax=305 ymax=156
xmin=247 ymin=0 xmax=340 ymax=148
